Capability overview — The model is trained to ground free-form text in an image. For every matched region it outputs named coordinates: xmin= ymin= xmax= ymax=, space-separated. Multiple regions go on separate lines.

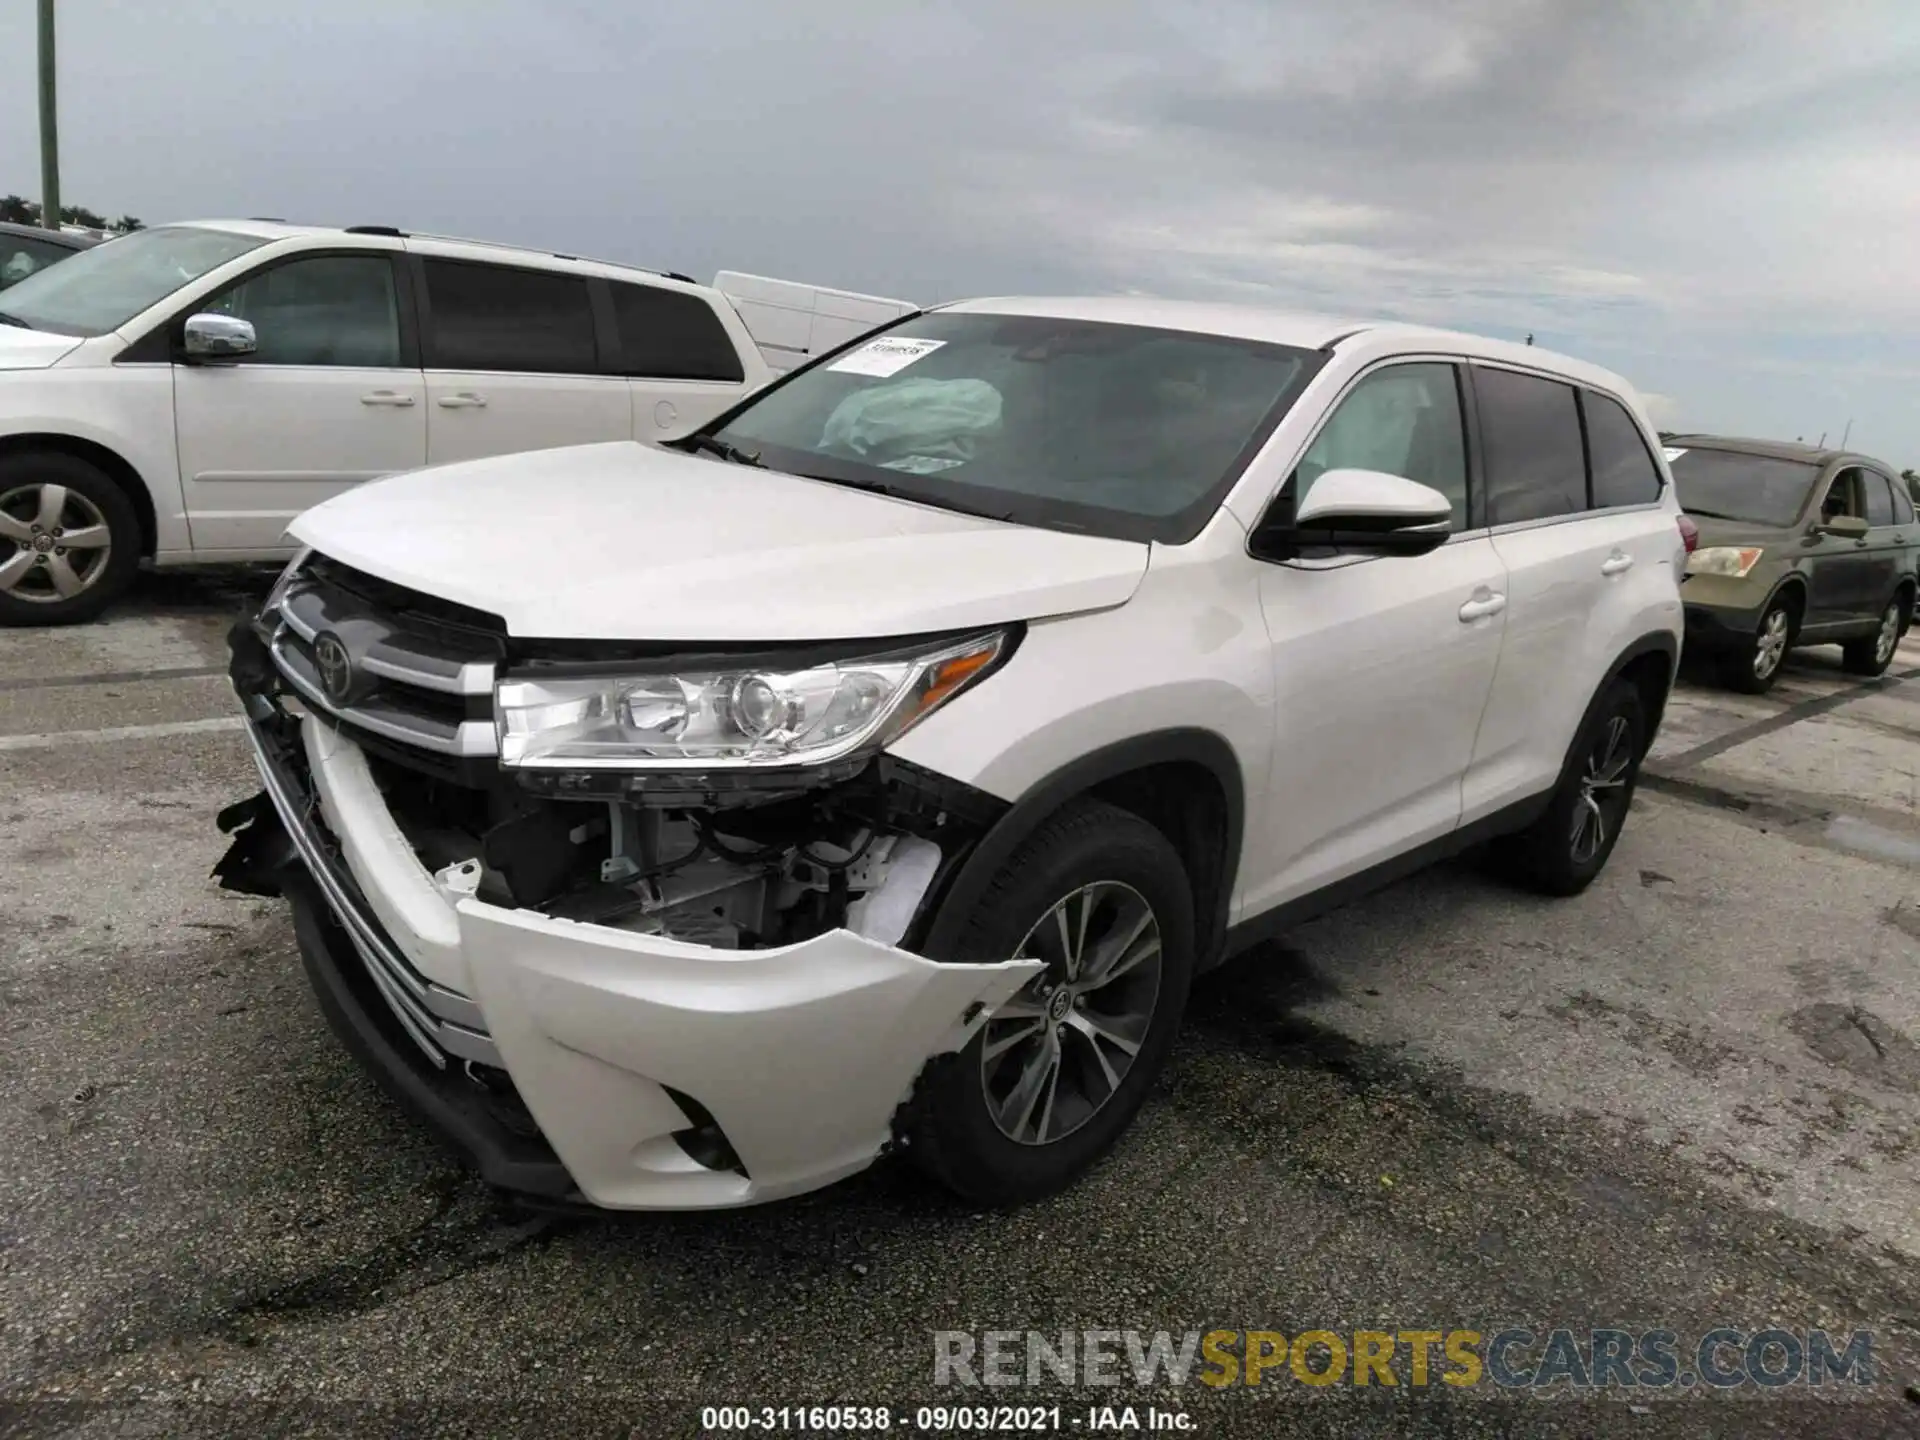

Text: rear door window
xmin=1474 ymin=366 xmax=1587 ymax=526
xmin=1581 ymin=390 xmax=1663 ymax=508
xmin=421 ymin=259 xmax=597 ymax=374
xmin=610 ymin=281 xmax=745 ymax=383
xmin=1862 ymin=471 xmax=1897 ymax=528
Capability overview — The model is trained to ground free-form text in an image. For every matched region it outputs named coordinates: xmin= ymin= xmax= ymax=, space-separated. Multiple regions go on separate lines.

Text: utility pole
xmin=1840 ymin=418 xmax=1853 ymax=450
xmin=37 ymin=0 xmax=60 ymax=233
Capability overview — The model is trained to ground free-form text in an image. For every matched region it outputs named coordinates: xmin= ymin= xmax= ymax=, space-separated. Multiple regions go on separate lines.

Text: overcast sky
xmin=4 ymin=0 xmax=1916 ymax=464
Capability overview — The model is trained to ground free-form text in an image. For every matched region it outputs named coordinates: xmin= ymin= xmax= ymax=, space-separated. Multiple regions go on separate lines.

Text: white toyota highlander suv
xmin=215 ymin=297 xmax=1689 ymax=1210
xmin=0 ymin=220 xmax=776 ymax=624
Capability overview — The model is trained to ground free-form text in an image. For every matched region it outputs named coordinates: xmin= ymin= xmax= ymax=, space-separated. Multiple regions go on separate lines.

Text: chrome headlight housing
xmin=494 ymin=629 xmax=1009 ymax=771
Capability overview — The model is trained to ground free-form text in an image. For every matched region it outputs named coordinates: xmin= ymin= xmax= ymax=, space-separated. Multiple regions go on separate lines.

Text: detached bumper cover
xmin=234 ymin=713 xmax=1038 ymax=1210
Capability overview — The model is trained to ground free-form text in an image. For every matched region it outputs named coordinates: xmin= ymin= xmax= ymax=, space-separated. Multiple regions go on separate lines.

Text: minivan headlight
xmin=494 ymin=630 xmax=1008 ymax=771
xmin=1684 ymin=546 xmax=1764 ymax=578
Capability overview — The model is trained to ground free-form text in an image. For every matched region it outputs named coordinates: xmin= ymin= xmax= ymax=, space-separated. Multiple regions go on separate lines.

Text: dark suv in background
xmin=1666 ymin=435 xmax=1917 ymax=692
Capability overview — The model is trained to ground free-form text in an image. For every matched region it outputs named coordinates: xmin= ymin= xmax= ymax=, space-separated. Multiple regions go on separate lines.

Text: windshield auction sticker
xmin=828 ymin=337 xmax=946 ymax=377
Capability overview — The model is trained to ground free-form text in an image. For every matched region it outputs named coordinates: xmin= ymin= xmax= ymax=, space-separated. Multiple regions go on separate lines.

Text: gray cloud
xmin=1 ymin=0 xmax=1915 ymax=459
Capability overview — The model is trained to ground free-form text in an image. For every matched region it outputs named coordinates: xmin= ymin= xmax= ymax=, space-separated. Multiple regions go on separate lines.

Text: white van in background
xmin=713 ymin=271 xmax=917 ymax=375
xmin=0 ymin=220 xmax=916 ymax=624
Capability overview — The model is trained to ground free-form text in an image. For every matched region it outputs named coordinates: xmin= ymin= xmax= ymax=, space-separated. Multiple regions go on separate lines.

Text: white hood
xmin=0 ymin=327 xmax=83 ymax=371
xmin=289 ymin=441 xmax=1150 ymax=641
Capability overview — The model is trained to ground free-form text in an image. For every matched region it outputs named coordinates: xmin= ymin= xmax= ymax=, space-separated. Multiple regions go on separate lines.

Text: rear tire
xmin=906 ymin=799 xmax=1195 ymax=1207
xmin=1715 ymin=593 xmax=1795 ymax=694
xmin=0 ymin=451 xmax=142 ymax=626
xmin=1841 ymin=591 xmax=1909 ymax=677
xmin=1489 ymin=678 xmax=1647 ymax=897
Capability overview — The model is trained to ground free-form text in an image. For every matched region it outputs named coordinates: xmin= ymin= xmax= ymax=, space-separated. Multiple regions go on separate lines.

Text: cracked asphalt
xmin=3 ymin=571 xmax=1920 ymax=1439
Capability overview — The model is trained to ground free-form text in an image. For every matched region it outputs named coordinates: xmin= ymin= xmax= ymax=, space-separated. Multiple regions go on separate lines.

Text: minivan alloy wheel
xmin=0 ymin=483 xmax=113 ymax=603
xmin=980 ymin=880 xmax=1163 ymax=1147
xmin=1753 ymin=605 xmax=1790 ymax=680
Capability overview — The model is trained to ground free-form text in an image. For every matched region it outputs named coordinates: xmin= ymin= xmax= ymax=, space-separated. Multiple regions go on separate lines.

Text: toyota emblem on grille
xmin=312 ymin=631 xmax=356 ymax=704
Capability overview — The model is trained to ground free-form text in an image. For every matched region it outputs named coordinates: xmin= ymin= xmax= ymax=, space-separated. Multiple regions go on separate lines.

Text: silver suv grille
xmin=265 ymin=557 xmax=504 ymax=759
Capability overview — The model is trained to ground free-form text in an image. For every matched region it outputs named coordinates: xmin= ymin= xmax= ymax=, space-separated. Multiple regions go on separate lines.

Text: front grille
xmin=242 ymin=715 xmax=501 ymax=1069
xmin=265 ymin=556 xmax=506 ymax=760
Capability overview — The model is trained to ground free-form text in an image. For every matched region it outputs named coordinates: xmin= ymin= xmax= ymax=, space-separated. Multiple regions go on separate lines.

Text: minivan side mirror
xmin=181 ymin=312 xmax=257 ymax=362
xmin=1815 ymin=514 xmax=1869 ymax=540
xmin=1250 ymin=468 xmax=1454 ymax=562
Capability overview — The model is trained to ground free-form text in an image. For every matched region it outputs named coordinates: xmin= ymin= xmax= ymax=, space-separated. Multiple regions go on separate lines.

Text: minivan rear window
xmin=1668 ymin=449 xmax=1819 ymax=528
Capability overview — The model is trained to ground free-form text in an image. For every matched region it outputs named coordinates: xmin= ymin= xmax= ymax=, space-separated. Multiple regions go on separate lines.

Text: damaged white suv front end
xmin=213 ymin=355 xmax=1186 ymax=1210
xmin=225 ymin=597 xmax=1042 ymax=1209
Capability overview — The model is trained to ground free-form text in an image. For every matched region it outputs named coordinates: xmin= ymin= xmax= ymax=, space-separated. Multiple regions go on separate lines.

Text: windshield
xmin=705 ymin=311 xmax=1323 ymax=543
xmin=0 ymin=225 xmax=267 ymax=336
xmin=1666 ymin=448 xmax=1820 ymax=528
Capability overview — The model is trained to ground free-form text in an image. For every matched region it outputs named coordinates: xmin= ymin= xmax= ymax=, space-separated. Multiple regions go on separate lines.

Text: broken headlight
xmin=493 ymin=630 xmax=1008 ymax=772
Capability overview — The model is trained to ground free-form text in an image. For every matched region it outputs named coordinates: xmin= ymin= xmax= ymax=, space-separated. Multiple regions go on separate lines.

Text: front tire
xmin=1716 ymin=594 xmax=1795 ymax=694
xmin=0 ymin=452 xmax=142 ymax=626
xmin=1490 ymin=678 xmax=1647 ymax=897
xmin=907 ymin=799 xmax=1195 ymax=1207
xmin=1841 ymin=592 xmax=1909 ymax=677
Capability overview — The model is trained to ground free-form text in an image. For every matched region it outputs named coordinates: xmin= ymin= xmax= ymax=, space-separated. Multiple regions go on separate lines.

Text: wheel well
xmin=915 ymin=730 xmax=1245 ymax=972
xmin=1615 ymin=644 xmax=1676 ymax=759
xmin=1087 ymin=762 xmax=1232 ymax=966
xmin=0 ymin=434 xmax=156 ymax=558
xmin=1771 ymin=578 xmax=1807 ymax=626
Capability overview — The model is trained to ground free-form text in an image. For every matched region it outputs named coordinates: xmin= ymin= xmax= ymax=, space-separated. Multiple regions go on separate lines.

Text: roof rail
xmin=349 ymin=226 xmax=693 ymax=285
xmin=248 ymin=216 xmax=289 ymax=223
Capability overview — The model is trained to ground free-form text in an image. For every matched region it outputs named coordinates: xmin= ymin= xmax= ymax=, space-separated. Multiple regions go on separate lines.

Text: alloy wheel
xmin=0 ymin=483 xmax=113 ymax=604
xmin=1570 ymin=713 xmax=1635 ymax=866
xmin=1875 ymin=602 xmax=1901 ymax=666
xmin=1753 ymin=606 xmax=1789 ymax=680
xmin=979 ymin=881 xmax=1163 ymax=1147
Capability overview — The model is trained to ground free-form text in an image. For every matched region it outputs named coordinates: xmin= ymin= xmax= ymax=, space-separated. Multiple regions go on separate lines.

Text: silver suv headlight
xmin=493 ymin=629 xmax=1008 ymax=771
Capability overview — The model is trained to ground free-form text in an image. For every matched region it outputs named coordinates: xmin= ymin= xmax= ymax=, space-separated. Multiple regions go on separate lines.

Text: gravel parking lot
xmin=3 ymin=572 xmax=1919 ymax=1438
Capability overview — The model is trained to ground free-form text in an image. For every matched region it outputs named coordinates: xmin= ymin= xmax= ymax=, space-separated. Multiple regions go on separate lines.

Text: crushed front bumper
xmin=231 ymin=712 xmax=1038 ymax=1210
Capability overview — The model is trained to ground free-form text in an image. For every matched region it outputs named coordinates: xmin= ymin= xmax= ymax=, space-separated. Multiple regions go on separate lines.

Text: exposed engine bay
xmin=346 ymin=732 xmax=999 ymax=952
xmin=219 ymin=570 xmax=1010 ymax=954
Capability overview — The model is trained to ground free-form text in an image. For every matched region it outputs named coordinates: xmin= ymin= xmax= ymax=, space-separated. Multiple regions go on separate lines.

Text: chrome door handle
xmin=437 ymin=393 xmax=487 ymax=409
xmin=359 ymin=390 xmax=416 ymax=407
xmin=1459 ymin=592 xmax=1507 ymax=622
xmin=1600 ymin=553 xmax=1634 ymax=576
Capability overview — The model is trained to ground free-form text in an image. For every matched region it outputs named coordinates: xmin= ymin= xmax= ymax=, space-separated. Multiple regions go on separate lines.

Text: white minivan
xmin=216 ymin=296 xmax=1691 ymax=1212
xmin=0 ymin=222 xmax=914 ymax=624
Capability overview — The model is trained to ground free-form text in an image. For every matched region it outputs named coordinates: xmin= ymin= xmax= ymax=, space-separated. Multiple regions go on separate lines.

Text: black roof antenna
xmin=1524 ymin=333 xmax=1534 ymax=346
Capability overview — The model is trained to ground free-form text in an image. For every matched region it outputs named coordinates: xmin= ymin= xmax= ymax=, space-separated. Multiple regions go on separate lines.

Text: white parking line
xmin=0 ymin=716 xmax=247 ymax=752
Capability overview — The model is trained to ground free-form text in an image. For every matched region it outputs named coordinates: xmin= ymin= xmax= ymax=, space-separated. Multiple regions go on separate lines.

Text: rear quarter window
xmin=1581 ymin=391 xmax=1663 ymax=507
xmin=611 ymin=282 xmax=745 ymax=383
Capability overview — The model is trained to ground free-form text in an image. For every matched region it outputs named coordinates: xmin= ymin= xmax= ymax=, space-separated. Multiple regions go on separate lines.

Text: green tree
xmin=0 ymin=196 xmax=142 ymax=230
